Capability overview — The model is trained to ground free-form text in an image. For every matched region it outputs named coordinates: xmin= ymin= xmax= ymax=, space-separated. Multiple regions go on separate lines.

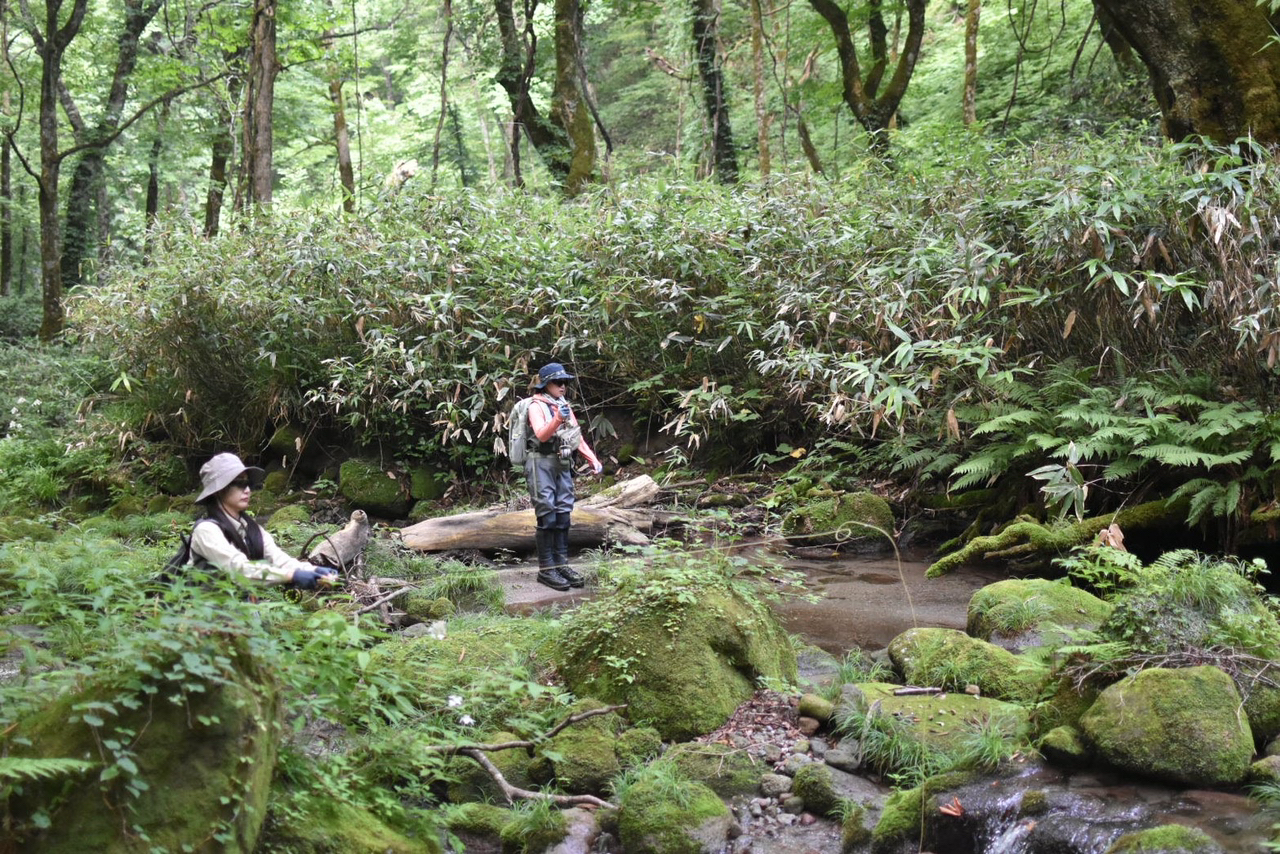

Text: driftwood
xmin=400 ymin=475 xmax=662 ymax=553
xmin=307 ymin=509 xmax=372 ymax=570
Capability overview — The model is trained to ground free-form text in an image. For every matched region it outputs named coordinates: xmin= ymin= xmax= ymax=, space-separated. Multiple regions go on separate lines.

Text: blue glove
xmin=292 ymin=568 xmax=320 ymax=589
xmin=314 ymin=566 xmax=341 ymax=584
xmin=557 ymin=402 xmax=571 ymax=419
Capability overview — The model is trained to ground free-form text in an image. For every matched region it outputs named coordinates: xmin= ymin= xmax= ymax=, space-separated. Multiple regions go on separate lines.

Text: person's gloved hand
xmin=592 ymin=461 xmax=603 ymax=475
xmin=292 ymin=567 xmax=321 ymax=589
xmin=557 ymin=402 xmax=572 ymax=419
xmin=314 ymin=566 xmax=341 ymax=586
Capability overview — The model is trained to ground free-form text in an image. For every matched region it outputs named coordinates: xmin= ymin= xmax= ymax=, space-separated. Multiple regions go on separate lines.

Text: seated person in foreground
xmin=187 ymin=452 xmax=339 ymax=590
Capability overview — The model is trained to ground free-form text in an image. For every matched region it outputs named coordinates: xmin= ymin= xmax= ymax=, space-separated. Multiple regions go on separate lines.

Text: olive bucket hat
xmin=196 ymin=452 xmax=265 ymax=502
xmin=534 ymin=362 xmax=575 ymax=389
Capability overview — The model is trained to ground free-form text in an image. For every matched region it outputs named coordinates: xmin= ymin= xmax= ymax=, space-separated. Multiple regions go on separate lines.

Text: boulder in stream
xmin=966 ymin=578 xmax=1112 ymax=653
xmin=887 ymin=627 xmax=1047 ymax=704
xmin=1079 ymin=665 xmax=1253 ymax=787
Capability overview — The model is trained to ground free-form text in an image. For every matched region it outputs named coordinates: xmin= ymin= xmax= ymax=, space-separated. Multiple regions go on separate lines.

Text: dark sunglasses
xmin=229 ymin=478 xmax=255 ymax=490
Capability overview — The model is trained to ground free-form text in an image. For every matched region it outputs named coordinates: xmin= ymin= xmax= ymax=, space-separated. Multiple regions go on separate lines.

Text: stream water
xmin=770 ymin=549 xmax=1276 ymax=854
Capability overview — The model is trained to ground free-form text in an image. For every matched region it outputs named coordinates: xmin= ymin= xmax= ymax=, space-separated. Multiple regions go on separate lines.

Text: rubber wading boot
xmin=554 ymin=527 xmax=585 ymax=588
xmin=535 ymin=527 xmax=571 ymax=591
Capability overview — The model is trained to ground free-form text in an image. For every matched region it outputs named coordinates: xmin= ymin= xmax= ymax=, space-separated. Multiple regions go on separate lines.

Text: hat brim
xmin=195 ymin=465 xmax=265 ymax=502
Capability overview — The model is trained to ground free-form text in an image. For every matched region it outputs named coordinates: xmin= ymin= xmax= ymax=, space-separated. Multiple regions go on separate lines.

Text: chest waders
xmin=525 ymin=418 xmax=586 ymax=591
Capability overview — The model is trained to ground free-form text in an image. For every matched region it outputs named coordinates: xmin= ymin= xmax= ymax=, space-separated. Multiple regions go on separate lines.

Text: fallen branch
xmin=417 ymin=704 xmax=628 ymax=809
xmin=893 ymin=686 xmax=943 ymax=696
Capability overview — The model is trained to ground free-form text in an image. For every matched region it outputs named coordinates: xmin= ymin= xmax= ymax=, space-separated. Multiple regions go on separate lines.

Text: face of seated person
xmin=219 ymin=477 xmax=254 ymax=518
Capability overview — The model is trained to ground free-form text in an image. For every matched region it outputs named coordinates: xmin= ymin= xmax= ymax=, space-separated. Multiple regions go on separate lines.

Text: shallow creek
xmin=770 ymin=549 xmax=1274 ymax=854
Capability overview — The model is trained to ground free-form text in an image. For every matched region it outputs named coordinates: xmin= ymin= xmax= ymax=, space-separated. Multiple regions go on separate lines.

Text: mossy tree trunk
xmin=806 ymin=0 xmax=926 ymax=154
xmin=692 ymin=0 xmax=738 ymax=183
xmin=494 ymin=0 xmax=578 ymax=190
xmin=552 ymin=0 xmax=596 ymax=196
xmin=1090 ymin=0 xmax=1280 ymax=143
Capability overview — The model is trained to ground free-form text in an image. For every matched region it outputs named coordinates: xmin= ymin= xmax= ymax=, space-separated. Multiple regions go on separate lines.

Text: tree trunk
xmin=552 ymin=0 xmax=596 ymax=195
xmin=962 ymin=0 xmax=979 ymax=126
xmin=692 ymin=0 xmax=738 ymax=183
xmin=244 ymin=0 xmax=280 ymax=208
xmin=807 ymin=0 xmax=926 ymax=154
xmin=144 ymin=101 xmax=169 ymax=260
xmin=794 ymin=110 xmax=824 ymax=173
xmin=494 ymin=0 xmax=574 ymax=188
xmin=749 ymin=0 xmax=771 ymax=176
xmin=34 ymin=0 xmax=89 ymax=341
xmin=205 ymin=60 xmax=243 ymax=238
xmin=1 ymin=134 xmax=10 ymax=298
xmin=1090 ymin=0 xmax=1280 ymax=143
xmin=58 ymin=0 xmax=163 ymax=291
xmin=330 ymin=78 xmax=355 ymax=213
xmin=431 ymin=0 xmax=453 ymax=187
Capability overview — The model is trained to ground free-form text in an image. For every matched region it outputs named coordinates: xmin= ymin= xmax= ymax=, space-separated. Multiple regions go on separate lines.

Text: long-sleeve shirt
xmin=528 ymin=394 xmax=602 ymax=472
xmin=189 ymin=516 xmax=313 ymax=585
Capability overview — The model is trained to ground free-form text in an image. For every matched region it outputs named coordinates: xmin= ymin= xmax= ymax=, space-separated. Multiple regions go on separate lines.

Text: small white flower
xmin=447 ymin=694 xmax=464 ymax=708
xmin=9 ymin=408 xmax=16 ymax=415
xmin=459 ymin=714 xmax=475 ymax=726
xmin=32 ymin=400 xmax=41 ymax=407
xmin=7 ymin=421 xmax=16 ymax=430
xmin=15 ymin=397 xmax=25 ymax=404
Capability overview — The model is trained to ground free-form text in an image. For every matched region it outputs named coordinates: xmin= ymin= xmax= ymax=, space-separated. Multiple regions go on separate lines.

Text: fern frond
xmin=971 ymin=410 xmax=1041 ymax=436
xmin=1132 ymin=445 xmax=1250 ymax=468
xmin=0 ymin=757 xmax=96 ymax=783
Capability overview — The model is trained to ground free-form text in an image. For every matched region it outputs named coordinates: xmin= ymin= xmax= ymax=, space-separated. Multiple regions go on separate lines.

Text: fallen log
xmin=399 ymin=475 xmax=660 ymax=553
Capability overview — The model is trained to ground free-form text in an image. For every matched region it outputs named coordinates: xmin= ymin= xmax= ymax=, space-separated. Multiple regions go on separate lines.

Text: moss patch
xmin=1103 ymin=824 xmax=1220 ymax=853
xmin=665 ymin=742 xmax=762 ymax=798
xmin=557 ymin=567 xmax=796 ymax=741
xmin=781 ymin=490 xmax=895 ymax=549
xmin=340 ymin=459 xmax=410 ymax=516
xmin=617 ymin=775 xmax=732 ymax=854
xmin=887 ymin=627 xmax=1046 ymax=704
xmin=1080 ymin=666 xmax=1253 ymax=786
xmin=792 ymin=763 xmax=845 ymax=818
xmin=261 ymin=794 xmax=441 ymax=854
xmin=966 ymin=578 xmax=1111 ymax=649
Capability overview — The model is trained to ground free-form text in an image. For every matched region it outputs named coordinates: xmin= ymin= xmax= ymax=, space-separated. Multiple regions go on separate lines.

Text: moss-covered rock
xmin=402 ymin=592 xmax=457 ymax=623
xmin=1038 ymin=725 xmax=1092 ymax=767
xmin=792 ymin=763 xmax=846 ymax=818
xmin=1248 ymin=754 xmax=1280 ymax=783
xmin=409 ymin=465 xmax=448 ymax=501
xmin=557 ymin=568 xmax=797 ymax=741
xmin=887 ymin=627 xmax=1046 ymax=704
xmin=781 ymin=490 xmax=895 ymax=550
xmin=145 ymin=494 xmax=173 ymax=515
xmin=340 ymin=459 xmax=410 ymax=516
xmin=966 ymin=578 xmax=1111 ymax=652
xmin=444 ymin=801 xmax=512 ymax=837
xmin=0 ymin=515 xmax=55 ymax=543
xmin=798 ymin=692 xmax=835 ymax=723
xmin=1079 ymin=666 xmax=1253 ymax=786
xmin=263 ymin=470 xmax=291 ymax=494
xmin=266 ymin=504 xmax=313 ymax=531
xmin=542 ymin=699 xmax=623 ymax=794
xmin=260 ymin=794 xmax=442 ymax=854
xmin=499 ymin=806 xmax=568 ymax=854
xmin=841 ymin=802 xmax=872 ymax=852
xmin=370 ymin=615 xmax=559 ymax=730
xmin=836 ymin=682 xmax=1031 ymax=777
xmin=616 ymin=726 xmax=663 ymax=767
xmin=7 ymin=638 xmax=280 ymax=853
xmin=617 ymin=775 xmax=734 ymax=854
xmin=106 ymin=493 xmax=145 ymax=519
xmin=665 ymin=742 xmax=762 ymax=798
xmin=1103 ymin=824 xmax=1223 ymax=853
xmin=446 ymin=731 xmax=536 ymax=803
xmin=871 ymin=784 xmax=923 ymax=854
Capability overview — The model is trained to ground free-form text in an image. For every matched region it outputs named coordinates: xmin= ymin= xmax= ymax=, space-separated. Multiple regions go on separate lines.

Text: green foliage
xmin=1055 ymin=544 xmax=1144 ymax=599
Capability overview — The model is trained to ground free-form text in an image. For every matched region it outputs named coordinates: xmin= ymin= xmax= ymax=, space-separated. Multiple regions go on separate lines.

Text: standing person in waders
xmin=524 ymin=362 xmax=603 ymax=590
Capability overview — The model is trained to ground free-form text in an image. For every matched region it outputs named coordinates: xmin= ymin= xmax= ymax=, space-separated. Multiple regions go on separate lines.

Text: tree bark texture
xmin=144 ymin=100 xmax=170 ymax=259
xmin=552 ymin=0 xmax=596 ymax=195
xmin=749 ymin=0 xmax=771 ymax=176
xmin=692 ymin=0 xmax=738 ymax=182
xmin=330 ymin=78 xmax=355 ymax=213
xmin=1 ymin=135 xmax=10 ymax=297
xmin=59 ymin=0 xmax=163 ymax=291
xmin=244 ymin=0 xmax=280 ymax=207
xmin=962 ymin=0 xmax=979 ymax=126
xmin=32 ymin=0 xmax=89 ymax=340
xmin=1090 ymin=0 xmax=1280 ymax=143
xmin=205 ymin=59 xmax=243 ymax=238
xmin=807 ymin=0 xmax=926 ymax=152
xmin=494 ymin=0 xmax=574 ymax=188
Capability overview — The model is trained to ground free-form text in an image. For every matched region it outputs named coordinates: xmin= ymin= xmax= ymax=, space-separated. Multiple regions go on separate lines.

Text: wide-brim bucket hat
xmin=196 ymin=452 xmax=265 ymax=502
xmin=534 ymin=362 xmax=576 ymax=389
